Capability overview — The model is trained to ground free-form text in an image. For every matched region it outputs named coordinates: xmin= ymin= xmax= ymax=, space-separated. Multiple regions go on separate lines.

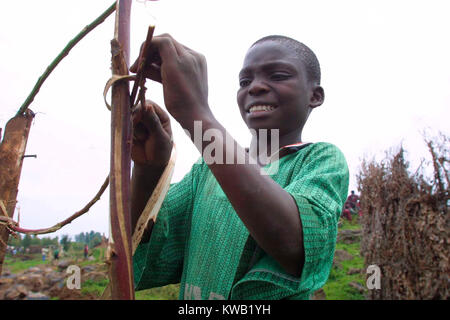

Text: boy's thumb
xmin=142 ymin=104 xmax=165 ymax=134
xmin=130 ymin=60 xmax=138 ymax=73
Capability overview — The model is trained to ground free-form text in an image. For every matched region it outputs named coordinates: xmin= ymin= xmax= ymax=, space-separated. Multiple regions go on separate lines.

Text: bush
xmin=357 ymin=133 xmax=449 ymax=299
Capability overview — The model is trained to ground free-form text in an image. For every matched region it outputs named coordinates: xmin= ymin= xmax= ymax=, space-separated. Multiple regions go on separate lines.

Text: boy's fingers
xmin=132 ymin=105 xmax=148 ymax=141
xmin=129 ymin=60 xmax=138 ymax=73
xmin=151 ymin=102 xmax=172 ymax=137
xmin=132 ymin=102 xmax=167 ymax=138
xmin=133 ymin=122 xmax=149 ymax=141
xmin=130 ymin=34 xmax=190 ymax=84
xmin=151 ymin=102 xmax=170 ymax=124
xmin=130 ymin=41 xmax=147 ymax=72
xmin=146 ymin=34 xmax=181 ymax=57
xmin=145 ymin=34 xmax=189 ymax=65
xmin=142 ymin=63 xmax=162 ymax=83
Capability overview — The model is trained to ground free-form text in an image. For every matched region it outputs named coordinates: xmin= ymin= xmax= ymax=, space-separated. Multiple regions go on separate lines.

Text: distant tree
xmin=74 ymin=230 xmax=102 ymax=247
xmin=7 ymin=233 xmax=21 ymax=247
xmin=30 ymin=235 xmax=41 ymax=246
xmin=41 ymin=236 xmax=58 ymax=247
xmin=60 ymin=235 xmax=71 ymax=252
xmin=22 ymin=234 xmax=32 ymax=248
xmin=89 ymin=233 xmax=102 ymax=248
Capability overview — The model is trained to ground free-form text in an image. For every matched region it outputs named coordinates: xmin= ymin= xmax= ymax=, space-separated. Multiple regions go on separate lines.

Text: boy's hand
xmin=131 ymin=100 xmax=172 ymax=168
xmin=130 ymin=34 xmax=213 ymax=129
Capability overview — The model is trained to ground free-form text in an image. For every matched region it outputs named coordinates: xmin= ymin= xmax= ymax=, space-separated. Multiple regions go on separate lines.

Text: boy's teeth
xmin=249 ymin=105 xmax=275 ymax=113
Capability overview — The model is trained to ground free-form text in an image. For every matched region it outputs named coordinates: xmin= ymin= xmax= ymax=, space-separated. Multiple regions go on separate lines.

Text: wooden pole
xmin=0 ymin=110 xmax=34 ymax=274
xmin=107 ymin=0 xmax=135 ymax=300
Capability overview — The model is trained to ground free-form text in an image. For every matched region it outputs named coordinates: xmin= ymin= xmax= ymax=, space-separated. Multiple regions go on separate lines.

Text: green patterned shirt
xmin=133 ymin=142 xmax=349 ymax=299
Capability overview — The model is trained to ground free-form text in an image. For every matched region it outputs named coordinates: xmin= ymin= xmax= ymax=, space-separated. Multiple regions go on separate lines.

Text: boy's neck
xmin=278 ymin=129 xmax=304 ymax=149
xmin=249 ymin=128 xmax=303 ymax=163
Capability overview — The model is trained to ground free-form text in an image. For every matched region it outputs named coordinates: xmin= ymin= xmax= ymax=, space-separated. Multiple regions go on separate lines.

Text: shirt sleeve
xmin=230 ymin=143 xmax=349 ymax=299
xmin=133 ymin=159 xmax=203 ymax=290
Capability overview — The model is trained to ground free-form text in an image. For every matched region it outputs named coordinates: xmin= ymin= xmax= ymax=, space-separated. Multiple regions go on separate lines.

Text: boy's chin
xmin=246 ymin=123 xmax=280 ymax=133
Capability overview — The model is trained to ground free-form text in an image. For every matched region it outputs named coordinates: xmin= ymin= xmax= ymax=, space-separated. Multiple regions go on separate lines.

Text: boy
xmin=130 ymin=34 xmax=349 ymax=299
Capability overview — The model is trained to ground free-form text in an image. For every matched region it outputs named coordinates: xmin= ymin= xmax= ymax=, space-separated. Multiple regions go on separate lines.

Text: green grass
xmin=3 ymin=225 xmax=366 ymax=300
xmin=3 ymin=254 xmax=48 ymax=273
xmin=77 ymin=248 xmax=107 ymax=268
xmin=135 ymin=284 xmax=180 ymax=300
xmin=81 ymin=278 xmax=109 ymax=297
xmin=322 ymin=219 xmax=366 ymax=300
xmin=340 ymin=217 xmax=362 ymax=230
xmin=75 ymin=279 xmax=179 ymax=300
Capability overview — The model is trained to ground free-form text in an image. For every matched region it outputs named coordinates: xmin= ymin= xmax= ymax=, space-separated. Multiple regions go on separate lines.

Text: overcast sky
xmin=0 ymin=0 xmax=449 ymax=239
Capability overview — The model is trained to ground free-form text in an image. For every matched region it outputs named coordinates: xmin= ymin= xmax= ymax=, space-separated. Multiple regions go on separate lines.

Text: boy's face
xmin=237 ymin=41 xmax=317 ymax=137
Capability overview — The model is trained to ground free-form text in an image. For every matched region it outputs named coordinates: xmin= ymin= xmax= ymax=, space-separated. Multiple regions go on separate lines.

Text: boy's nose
xmin=248 ymin=80 xmax=270 ymax=96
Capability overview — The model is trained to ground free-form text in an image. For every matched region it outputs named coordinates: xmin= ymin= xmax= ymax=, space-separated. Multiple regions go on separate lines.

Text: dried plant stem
xmin=107 ymin=0 xmax=134 ymax=300
xmin=0 ymin=111 xmax=34 ymax=274
xmin=101 ymin=145 xmax=176 ymax=299
xmin=1 ymin=176 xmax=109 ymax=235
xmin=132 ymin=146 xmax=176 ymax=253
xmin=130 ymin=25 xmax=155 ymax=106
xmin=16 ymin=2 xmax=116 ymax=116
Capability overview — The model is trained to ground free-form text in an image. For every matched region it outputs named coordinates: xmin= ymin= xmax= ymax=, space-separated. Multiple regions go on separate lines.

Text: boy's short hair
xmin=251 ymin=35 xmax=321 ymax=85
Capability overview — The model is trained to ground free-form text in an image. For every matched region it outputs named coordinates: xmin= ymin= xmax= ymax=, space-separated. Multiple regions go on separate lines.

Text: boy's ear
xmin=309 ymin=85 xmax=324 ymax=109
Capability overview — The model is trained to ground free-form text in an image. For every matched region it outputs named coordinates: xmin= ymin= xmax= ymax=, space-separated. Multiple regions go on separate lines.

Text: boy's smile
xmin=237 ymin=41 xmax=322 ymax=142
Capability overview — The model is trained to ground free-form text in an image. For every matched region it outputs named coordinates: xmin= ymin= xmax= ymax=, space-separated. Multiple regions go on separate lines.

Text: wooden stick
xmin=107 ymin=0 xmax=134 ymax=300
xmin=0 ymin=110 xmax=34 ymax=275
xmin=130 ymin=25 xmax=155 ymax=107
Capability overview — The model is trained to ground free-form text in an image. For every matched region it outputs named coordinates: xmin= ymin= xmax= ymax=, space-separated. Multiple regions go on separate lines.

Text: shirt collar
xmin=245 ymin=142 xmax=313 ymax=165
xmin=269 ymin=141 xmax=312 ymax=163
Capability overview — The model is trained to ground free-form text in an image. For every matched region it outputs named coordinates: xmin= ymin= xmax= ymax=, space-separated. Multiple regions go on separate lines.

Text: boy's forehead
xmin=241 ymin=41 xmax=303 ymax=72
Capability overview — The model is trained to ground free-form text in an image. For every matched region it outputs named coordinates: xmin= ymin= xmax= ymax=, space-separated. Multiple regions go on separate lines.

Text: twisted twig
xmin=1 ymin=176 xmax=109 ymax=235
xmin=16 ymin=2 xmax=117 ymax=116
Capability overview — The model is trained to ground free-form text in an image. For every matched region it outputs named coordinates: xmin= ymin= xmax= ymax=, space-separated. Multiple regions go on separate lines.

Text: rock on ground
xmin=347 ymin=268 xmax=363 ymax=275
xmin=311 ymin=288 xmax=327 ymax=300
xmin=1 ymin=261 xmax=107 ymax=300
xmin=337 ymin=229 xmax=362 ymax=244
xmin=57 ymin=260 xmax=75 ymax=271
xmin=3 ymin=284 xmax=28 ymax=300
xmin=26 ymin=291 xmax=50 ymax=300
xmin=348 ymin=281 xmax=366 ymax=293
xmin=334 ymin=249 xmax=354 ymax=263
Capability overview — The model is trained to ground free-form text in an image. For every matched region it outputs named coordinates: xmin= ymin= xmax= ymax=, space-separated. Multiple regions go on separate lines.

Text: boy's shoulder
xmin=306 ymin=141 xmax=343 ymax=151
xmin=285 ymin=141 xmax=349 ymax=174
xmin=293 ymin=141 xmax=347 ymax=161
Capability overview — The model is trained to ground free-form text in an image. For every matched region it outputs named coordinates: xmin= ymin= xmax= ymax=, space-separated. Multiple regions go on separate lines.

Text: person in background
xmin=84 ymin=244 xmax=89 ymax=259
xmin=342 ymin=202 xmax=352 ymax=222
xmin=347 ymin=190 xmax=359 ymax=209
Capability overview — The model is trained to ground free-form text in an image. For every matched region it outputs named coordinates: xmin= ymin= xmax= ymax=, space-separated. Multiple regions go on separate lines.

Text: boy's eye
xmin=270 ymin=73 xmax=290 ymax=81
xmin=239 ymin=79 xmax=251 ymax=87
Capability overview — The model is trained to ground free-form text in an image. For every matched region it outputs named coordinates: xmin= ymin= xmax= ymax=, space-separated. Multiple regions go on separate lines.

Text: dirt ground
xmin=0 ymin=257 xmax=107 ymax=300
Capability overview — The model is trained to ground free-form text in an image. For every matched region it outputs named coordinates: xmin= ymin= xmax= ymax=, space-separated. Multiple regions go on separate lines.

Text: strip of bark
xmin=101 ymin=146 xmax=176 ymax=299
